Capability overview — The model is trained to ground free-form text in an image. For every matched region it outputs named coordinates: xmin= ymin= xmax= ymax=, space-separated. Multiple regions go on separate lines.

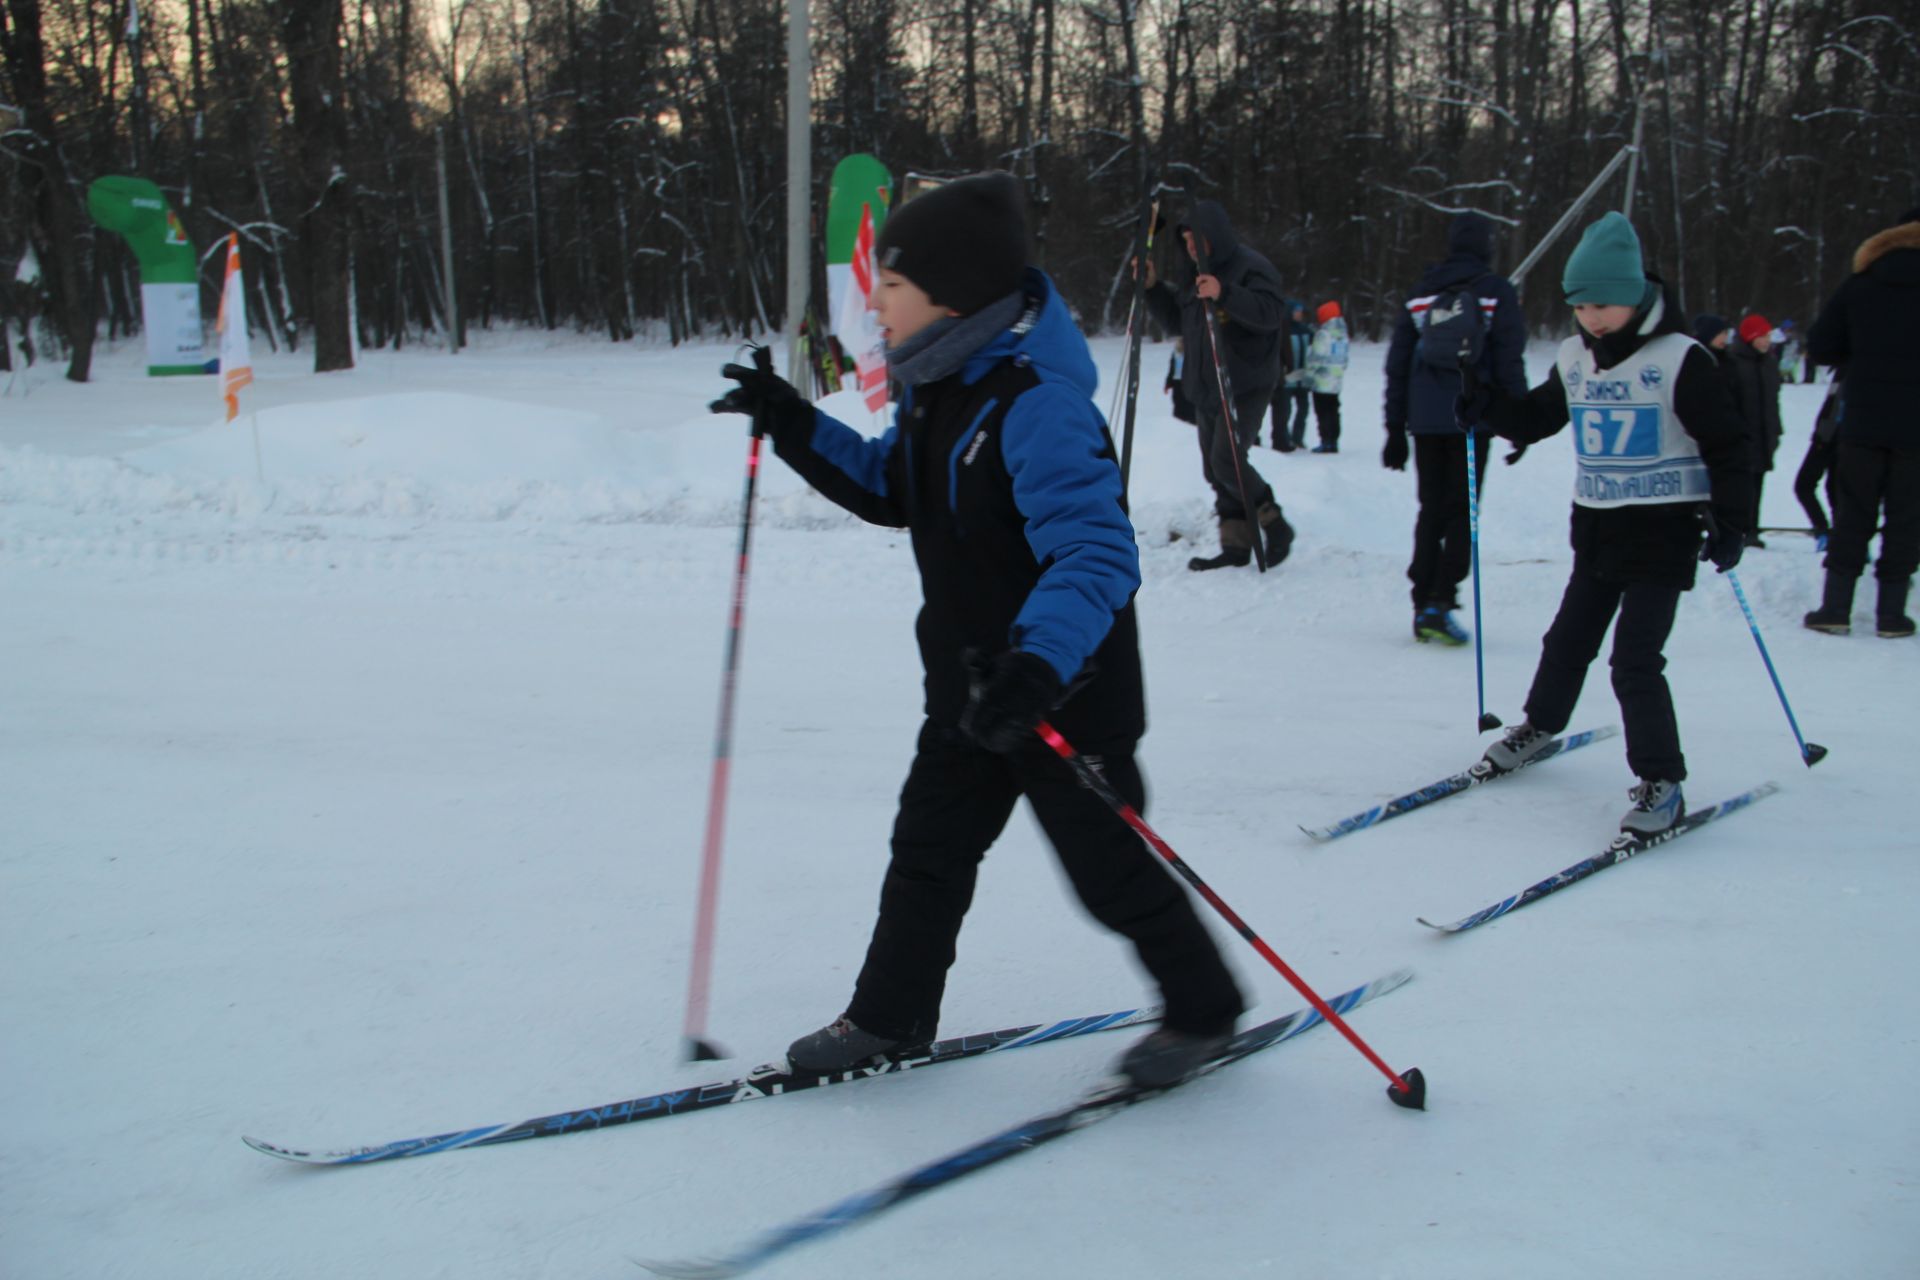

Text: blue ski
xmin=1418 ymin=782 xmax=1779 ymax=933
xmin=243 ymin=1006 xmax=1158 ymax=1166
xmin=1301 ymin=725 xmax=1618 ymax=842
xmin=638 ymin=970 xmax=1414 ymax=1279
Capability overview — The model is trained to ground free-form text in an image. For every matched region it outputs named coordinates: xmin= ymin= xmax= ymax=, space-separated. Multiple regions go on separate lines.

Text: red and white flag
xmin=218 ymin=233 xmax=253 ymax=422
xmin=849 ymin=204 xmax=888 ymax=412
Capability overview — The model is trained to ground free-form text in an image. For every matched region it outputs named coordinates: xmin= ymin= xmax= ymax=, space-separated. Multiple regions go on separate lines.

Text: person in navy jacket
xmin=1383 ymin=212 xmax=1530 ymax=643
xmin=712 ymin=174 xmax=1244 ymax=1090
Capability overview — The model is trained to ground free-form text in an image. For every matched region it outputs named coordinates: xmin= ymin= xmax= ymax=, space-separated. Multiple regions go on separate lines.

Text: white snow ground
xmin=2 ymin=326 xmax=1914 ymax=1280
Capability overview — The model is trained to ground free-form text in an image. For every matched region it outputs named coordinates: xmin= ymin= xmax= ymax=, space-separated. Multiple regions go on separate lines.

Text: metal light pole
xmin=784 ymin=0 xmax=810 ymax=382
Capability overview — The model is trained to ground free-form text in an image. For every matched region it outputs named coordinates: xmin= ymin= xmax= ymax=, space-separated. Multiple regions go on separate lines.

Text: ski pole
xmin=1725 ymin=568 xmax=1829 ymax=767
xmin=682 ymin=345 xmax=778 ymax=1062
xmin=1035 ymin=721 xmax=1427 ymax=1110
xmin=1464 ymin=424 xmax=1501 ymax=733
xmin=1458 ymin=346 xmax=1501 ymax=733
xmin=1199 ymin=302 xmax=1268 ymax=572
xmin=1116 ymin=192 xmax=1163 ymax=496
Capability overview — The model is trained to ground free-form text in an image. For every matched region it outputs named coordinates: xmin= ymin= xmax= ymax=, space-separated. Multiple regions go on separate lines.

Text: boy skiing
xmin=711 ymin=173 xmax=1245 ymax=1088
xmin=1469 ymin=213 xmax=1752 ymax=834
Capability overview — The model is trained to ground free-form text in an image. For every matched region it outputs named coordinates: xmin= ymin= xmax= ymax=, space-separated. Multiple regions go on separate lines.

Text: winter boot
xmin=1311 ymin=442 xmax=1339 ymax=454
xmin=1189 ymin=518 xmax=1255 ymax=572
xmin=1876 ymin=577 xmax=1915 ymax=639
xmin=1256 ymin=503 xmax=1295 ymax=567
xmin=1802 ymin=572 xmax=1856 ymax=635
xmin=1117 ymin=1026 xmax=1234 ymax=1089
xmin=1187 ymin=548 xmax=1252 ymax=571
xmin=1481 ymin=720 xmax=1553 ymax=773
xmin=787 ymin=1015 xmax=917 ymax=1073
xmin=1620 ymin=779 xmax=1686 ymax=836
xmin=1415 ymin=606 xmax=1470 ymax=646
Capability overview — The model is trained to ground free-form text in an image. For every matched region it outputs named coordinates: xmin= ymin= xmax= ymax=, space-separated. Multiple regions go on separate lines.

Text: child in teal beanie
xmin=1463 ymin=212 xmax=1753 ymax=836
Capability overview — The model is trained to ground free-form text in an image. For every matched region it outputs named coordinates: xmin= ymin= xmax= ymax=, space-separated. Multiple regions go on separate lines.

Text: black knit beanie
xmin=875 ymin=172 xmax=1029 ymax=316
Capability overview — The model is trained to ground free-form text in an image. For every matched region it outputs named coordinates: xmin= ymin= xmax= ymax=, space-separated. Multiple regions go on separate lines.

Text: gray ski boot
xmin=1481 ymin=720 xmax=1554 ymax=773
xmin=786 ymin=1016 xmax=913 ymax=1073
xmin=1620 ymin=779 xmax=1685 ymax=836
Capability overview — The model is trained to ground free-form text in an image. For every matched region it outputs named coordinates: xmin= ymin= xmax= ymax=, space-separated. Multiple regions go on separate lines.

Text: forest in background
xmin=2 ymin=0 xmax=1916 ymax=380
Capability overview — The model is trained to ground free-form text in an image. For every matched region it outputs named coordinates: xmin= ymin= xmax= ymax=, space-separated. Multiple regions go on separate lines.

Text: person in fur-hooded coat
xmin=1803 ymin=207 xmax=1920 ymax=637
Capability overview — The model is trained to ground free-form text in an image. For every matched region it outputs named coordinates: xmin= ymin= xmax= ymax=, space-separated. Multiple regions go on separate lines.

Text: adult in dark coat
xmin=1382 ymin=212 xmax=1529 ymax=639
xmin=1804 ymin=207 xmax=1920 ymax=637
xmin=1727 ymin=314 xmax=1783 ymax=547
xmin=1144 ymin=199 xmax=1294 ymax=570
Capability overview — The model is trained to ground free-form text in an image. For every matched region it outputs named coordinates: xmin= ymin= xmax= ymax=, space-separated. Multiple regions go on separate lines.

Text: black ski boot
xmin=787 ymin=1016 xmax=918 ymax=1073
xmin=1878 ymin=577 xmax=1915 ymax=638
xmin=1803 ymin=572 xmax=1856 ymax=635
xmin=1117 ymin=1026 xmax=1233 ymax=1089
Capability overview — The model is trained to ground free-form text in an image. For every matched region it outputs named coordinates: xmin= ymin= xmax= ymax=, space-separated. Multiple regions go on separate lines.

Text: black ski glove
xmin=710 ymin=345 xmax=812 ymax=439
xmin=1699 ymin=509 xmax=1745 ymax=574
xmin=960 ymin=650 xmax=1066 ymax=753
xmin=1382 ymin=429 xmax=1409 ymax=472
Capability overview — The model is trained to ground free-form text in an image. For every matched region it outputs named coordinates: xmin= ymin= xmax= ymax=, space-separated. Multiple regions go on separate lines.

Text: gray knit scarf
xmin=884 ymin=291 xmax=1027 ymax=388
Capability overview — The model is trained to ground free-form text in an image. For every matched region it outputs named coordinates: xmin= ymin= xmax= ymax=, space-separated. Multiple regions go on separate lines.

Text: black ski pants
xmin=1824 ymin=442 xmax=1920 ymax=584
xmin=1195 ymin=387 xmax=1276 ymax=523
xmin=1521 ymin=566 xmax=1687 ymax=783
xmin=1272 ymin=385 xmax=1310 ymax=446
xmin=1312 ymin=392 xmax=1342 ymax=448
xmin=1407 ymin=431 xmax=1491 ymax=612
xmin=844 ymin=722 xmax=1245 ymax=1042
xmin=1793 ymin=436 xmax=1834 ymax=537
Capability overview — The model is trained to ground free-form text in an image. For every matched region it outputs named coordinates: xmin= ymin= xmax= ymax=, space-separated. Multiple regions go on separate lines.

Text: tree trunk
xmin=2 ymin=0 xmax=97 ymax=381
xmin=281 ymin=0 xmax=355 ymax=372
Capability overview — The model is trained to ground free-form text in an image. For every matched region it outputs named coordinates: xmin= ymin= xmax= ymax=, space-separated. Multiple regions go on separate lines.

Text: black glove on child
xmin=1700 ymin=520 xmax=1745 ymax=574
xmin=710 ymin=344 xmax=811 ymax=438
xmin=1382 ymin=430 xmax=1409 ymax=472
xmin=960 ymin=650 xmax=1066 ymax=754
xmin=1697 ymin=506 xmax=1745 ymax=573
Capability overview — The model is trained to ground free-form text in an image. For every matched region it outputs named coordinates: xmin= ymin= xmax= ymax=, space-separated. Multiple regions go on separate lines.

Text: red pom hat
xmin=1737 ymin=314 xmax=1773 ymax=344
xmin=1316 ymin=300 xmax=1342 ymax=324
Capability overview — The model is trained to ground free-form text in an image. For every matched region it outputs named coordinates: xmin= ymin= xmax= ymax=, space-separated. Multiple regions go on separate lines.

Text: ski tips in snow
xmin=684 ymin=1037 xmax=729 ymax=1063
xmin=1416 ymin=782 xmax=1780 ymax=934
xmin=1388 ymin=1066 xmax=1428 ymax=1111
xmin=1477 ymin=711 xmax=1503 ymax=733
xmin=637 ymin=1255 xmax=741 ymax=1280
xmin=1802 ymin=742 xmax=1829 ymax=768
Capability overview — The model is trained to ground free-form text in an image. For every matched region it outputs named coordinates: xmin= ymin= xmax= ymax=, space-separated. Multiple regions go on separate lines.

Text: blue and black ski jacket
xmin=767 ymin=268 xmax=1145 ymax=745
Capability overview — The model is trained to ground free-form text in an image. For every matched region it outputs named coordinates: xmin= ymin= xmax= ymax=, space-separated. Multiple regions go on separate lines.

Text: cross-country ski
xmin=241 ymin=1006 xmax=1156 ymax=1165
xmin=1301 ymin=725 xmax=1618 ymax=841
xmin=1418 ymin=783 xmax=1780 ymax=933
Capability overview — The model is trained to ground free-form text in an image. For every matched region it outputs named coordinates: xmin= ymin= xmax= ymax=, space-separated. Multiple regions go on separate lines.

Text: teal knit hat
xmin=1562 ymin=212 xmax=1647 ymax=305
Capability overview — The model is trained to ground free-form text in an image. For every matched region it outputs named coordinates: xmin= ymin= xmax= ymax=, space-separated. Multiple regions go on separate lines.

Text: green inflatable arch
xmin=86 ymin=175 xmax=209 ymax=376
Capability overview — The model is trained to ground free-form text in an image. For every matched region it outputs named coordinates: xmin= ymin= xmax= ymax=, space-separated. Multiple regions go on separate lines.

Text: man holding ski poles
xmin=1140 ymin=199 xmax=1295 ymax=572
xmin=711 ymin=172 xmax=1247 ymax=1089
